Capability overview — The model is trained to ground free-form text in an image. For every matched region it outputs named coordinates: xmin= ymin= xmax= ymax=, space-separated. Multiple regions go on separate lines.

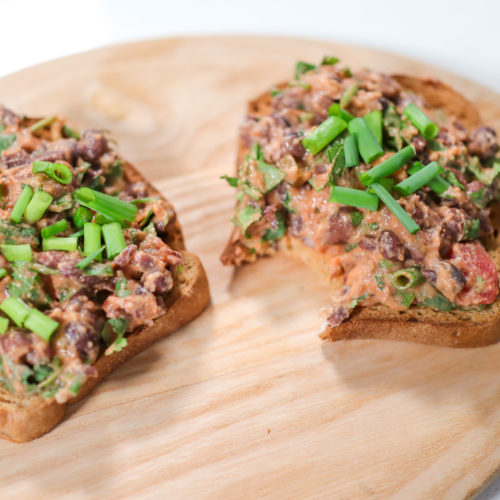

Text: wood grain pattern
xmin=0 ymin=36 xmax=499 ymax=499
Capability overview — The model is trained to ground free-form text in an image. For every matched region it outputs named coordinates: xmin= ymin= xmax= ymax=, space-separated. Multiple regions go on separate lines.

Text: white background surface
xmin=4 ymin=0 xmax=500 ymax=498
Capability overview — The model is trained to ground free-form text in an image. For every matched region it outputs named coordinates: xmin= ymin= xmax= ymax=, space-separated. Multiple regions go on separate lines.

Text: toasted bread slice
xmin=0 ymin=161 xmax=210 ymax=443
xmin=222 ymin=75 xmax=500 ymax=348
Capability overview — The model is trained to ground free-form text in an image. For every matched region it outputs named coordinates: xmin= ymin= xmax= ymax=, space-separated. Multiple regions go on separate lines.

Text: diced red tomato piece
xmin=449 ymin=242 xmax=498 ymax=306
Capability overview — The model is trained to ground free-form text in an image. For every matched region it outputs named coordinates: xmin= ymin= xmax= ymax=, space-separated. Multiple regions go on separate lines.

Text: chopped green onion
xmin=302 ymin=116 xmax=347 ymax=155
xmin=42 ymin=237 xmax=78 ymax=252
xmin=102 ymin=222 xmax=126 ymax=259
xmin=24 ymin=190 xmax=53 ymax=222
xmin=390 ymin=267 xmax=424 ymax=290
xmin=0 ymin=297 xmax=31 ymax=327
xmin=370 ymin=182 xmax=420 ymax=234
xmin=0 ymin=316 xmax=8 ymax=334
xmin=83 ymin=222 xmax=102 ymax=259
xmin=364 ymin=110 xmax=383 ymax=145
xmin=329 ymin=186 xmax=379 ymax=211
xmin=93 ymin=213 xmax=116 ymax=225
xmin=360 ymin=145 xmax=415 ymax=186
xmin=328 ymin=103 xmax=354 ymax=122
xmin=32 ymin=161 xmax=73 ymax=185
xmin=344 ymin=135 xmax=359 ymax=167
xmin=0 ymin=244 xmax=32 ymax=262
xmin=76 ymin=245 xmax=105 ymax=269
xmin=41 ymin=219 xmax=67 ymax=239
xmin=395 ymin=161 xmax=443 ymax=196
xmin=30 ymin=115 xmax=57 ymax=132
xmin=408 ymin=161 xmax=450 ymax=195
xmin=10 ymin=185 xmax=33 ymax=223
xmin=24 ymin=309 xmax=59 ymax=342
xmin=368 ymin=177 xmax=395 ymax=194
xmin=62 ymin=124 xmax=80 ymax=140
xmin=0 ymin=268 xmax=7 ymax=279
xmin=73 ymin=206 xmax=93 ymax=228
xmin=403 ymin=103 xmax=439 ymax=140
xmin=340 ymin=84 xmax=359 ymax=108
xmin=73 ymin=187 xmax=137 ymax=223
xmin=348 ymin=118 xmax=384 ymax=164
xmin=295 ymin=61 xmax=316 ymax=79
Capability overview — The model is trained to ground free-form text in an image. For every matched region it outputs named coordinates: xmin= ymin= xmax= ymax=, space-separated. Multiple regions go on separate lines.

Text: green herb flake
xmin=396 ymin=291 xmax=415 ymax=308
xmin=420 ymin=293 xmax=455 ymax=312
xmin=344 ymin=242 xmax=358 ymax=252
xmin=321 ymin=56 xmax=340 ymax=66
xmin=262 ymin=213 xmax=286 ymax=242
xmin=221 ymin=175 xmax=239 ymax=188
xmin=283 ymin=189 xmax=296 ymax=214
xmin=463 ymin=219 xmax=480 ymax=240
xmin=375 ymin=275 xmax=385 ymax=290
xmin=257 ymin=160 xmax=286 ymax=192
xmin=350 ymin=292 xmax=373 ymax=309
xmin=0 ymin=134 xmax=16 ymax=152
xmin=295 ymin=61 xmax=316 ymax=79
xmin=368 ymin=222 xmax=380 ymax=231
xmin=235 ymin=205 xmax=262 ymax=236
xmin=350 ymin=211 xmax=363 ymax=227
xmin=442 ymin=170 xmax=465 ymax=190
xmin=62 ymin=124 xmax=81 ymax=140
xmin=270 ymin=86 xmax=282 ymax=97
xmin=115 ymin=278 xmax=130 ymax=297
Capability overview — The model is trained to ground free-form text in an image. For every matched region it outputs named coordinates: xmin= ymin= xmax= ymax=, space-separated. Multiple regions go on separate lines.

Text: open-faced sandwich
xmin=0 ymin=107 xmax=209 ymax=442
xmin=221 ymin=57 xmax=500 ymax=348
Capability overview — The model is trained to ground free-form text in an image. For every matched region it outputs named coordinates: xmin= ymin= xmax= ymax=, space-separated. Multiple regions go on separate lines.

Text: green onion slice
xmin=0 ymin=268 xmax=7 ymax=279
xmin=343 ymin=135 xmax=359 ymax=168
xmin=394 ymin=161 xmax=443 ymax=196
xmin=42 ymin=237 xmax=78 ymax=252
xmin=370 ymin=182 xmax=420 ymax=234
xmin=0 ymin=244 xmax=32 ymax=262
xmin=302 ymin=116 xmax=347 ymax=155
xmin=83 ymin=222 xmax=102 ymax=259
xmin=408 ymin=161 xmax=450 ymax=195
xmin=329 ymin=186 xmax=379 ymax=211
xmin=24 ymin=309 xmax=59 ymax=342
xmin=348 ymin=118 xmax=384 ymax=164
xmin=24 ymin=190 xmax=53 ymax=222
xmin=32 ymin=161 xmax=73 ymax=185
xmin=0 ymin=297 xmax=31 ymax=327
xmin=41 ymin=219 xmax=67 ymax=239
xmin=403 ymin=103 xmax=439 ymax=140
xmin=360 ymin=145 xmax=415 ymax=186
xmin=30 ymin=116 xmax=57 ymax=132
xmin=363 ymin=110 xmax=383 ymax=145
xmin=10 ymin=185 xmax=34 ymax=223
xmin=73 ymin=206 xmax=93 ymax=228
xmin=340 ymin=84 xmax=359 ymax=108
xmin=73 ymin=188 xmax=137 ymax=223
xmin=390 ymin=267 xmax=424 ymax=290
xmin=102 ymin=222 xmax=126 ymax=259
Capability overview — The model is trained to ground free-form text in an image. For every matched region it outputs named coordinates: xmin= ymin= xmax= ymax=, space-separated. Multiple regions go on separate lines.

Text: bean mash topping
xmin=221 ymin=58 xmax=500 ymax=327
xmin=0 ymin=108 xmax=180 ymax=402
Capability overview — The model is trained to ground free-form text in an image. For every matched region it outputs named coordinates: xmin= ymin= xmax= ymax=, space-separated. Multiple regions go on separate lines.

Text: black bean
xmin=378 ymin=230 xmax=405 ymax=261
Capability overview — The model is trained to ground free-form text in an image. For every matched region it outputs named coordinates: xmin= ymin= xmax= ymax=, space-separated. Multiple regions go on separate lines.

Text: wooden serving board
xmin=0 ymin=36 xmax=499 ymax=499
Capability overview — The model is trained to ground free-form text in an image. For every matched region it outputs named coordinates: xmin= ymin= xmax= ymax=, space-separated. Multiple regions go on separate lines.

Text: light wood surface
xmin=0 ymin=36 xmax=499 ymax=500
